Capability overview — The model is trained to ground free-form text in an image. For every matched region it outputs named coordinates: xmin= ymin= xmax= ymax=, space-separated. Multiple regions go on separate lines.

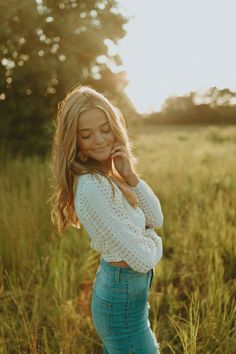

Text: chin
xmin=94 ymin=155 xmax=110 ymax=161
xmin=91 ymin=149 xmax=111 ymax=159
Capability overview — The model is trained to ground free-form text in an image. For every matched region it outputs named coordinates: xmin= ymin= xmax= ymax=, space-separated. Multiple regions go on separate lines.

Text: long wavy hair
xmin=50 ymin=84 xmax=141 ymax=235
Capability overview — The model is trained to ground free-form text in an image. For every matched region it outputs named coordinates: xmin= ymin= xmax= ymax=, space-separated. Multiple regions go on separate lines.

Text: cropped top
xmin=74 ymin=173 xmax=164 ymax=273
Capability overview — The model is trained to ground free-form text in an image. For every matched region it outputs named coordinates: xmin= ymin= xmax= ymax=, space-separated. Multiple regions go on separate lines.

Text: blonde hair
xmin=50 ymin=84 xmax=140 ymax=235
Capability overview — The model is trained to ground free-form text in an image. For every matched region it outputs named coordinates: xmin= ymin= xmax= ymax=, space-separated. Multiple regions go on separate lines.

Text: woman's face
xmin=77 ymin=107 xmax=116 ymax=162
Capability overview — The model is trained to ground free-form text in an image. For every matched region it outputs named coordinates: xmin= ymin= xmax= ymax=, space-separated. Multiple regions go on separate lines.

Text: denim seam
xmin=114 ymin=268 xmax=120 ymax=283
xmin=127 ymin=291 xmax=136 ymax=353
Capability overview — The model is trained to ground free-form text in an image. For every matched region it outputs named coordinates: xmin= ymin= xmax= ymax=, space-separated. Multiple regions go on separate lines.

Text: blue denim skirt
xmin=91 ymin=257 xmax=160 ymax=354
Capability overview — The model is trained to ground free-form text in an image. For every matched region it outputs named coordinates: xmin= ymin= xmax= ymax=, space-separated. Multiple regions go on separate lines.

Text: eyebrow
xmin=79 ymin=121 xmax=109 ymax=132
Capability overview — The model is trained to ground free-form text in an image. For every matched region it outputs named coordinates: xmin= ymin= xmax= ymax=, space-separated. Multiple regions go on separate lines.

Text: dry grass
xmin=0 ymin=124 xmax=236 ymax=353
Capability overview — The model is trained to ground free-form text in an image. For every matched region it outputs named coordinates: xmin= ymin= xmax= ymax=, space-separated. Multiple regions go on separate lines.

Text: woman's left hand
xmin=110 ymin=143 xmax=134 ymax=179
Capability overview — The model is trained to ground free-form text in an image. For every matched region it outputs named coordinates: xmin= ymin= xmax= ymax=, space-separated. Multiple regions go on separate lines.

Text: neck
xmin=100 ymin=157 xmax=113 ymax=174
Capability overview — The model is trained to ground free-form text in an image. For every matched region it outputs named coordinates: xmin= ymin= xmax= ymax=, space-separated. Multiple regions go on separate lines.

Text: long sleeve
xmin=130 ymin=179 xmax=164 ymax=229
xmin=76 ymin=178 xmax=163 ymax=273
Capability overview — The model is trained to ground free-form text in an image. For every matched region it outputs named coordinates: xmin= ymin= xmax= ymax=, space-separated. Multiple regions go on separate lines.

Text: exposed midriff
xmin=108 ymin=261 xmax=129 ymax=267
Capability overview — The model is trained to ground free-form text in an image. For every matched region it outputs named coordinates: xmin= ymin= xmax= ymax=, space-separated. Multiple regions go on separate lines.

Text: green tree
xmin=0 ymin=0 xmax=133 ymax=157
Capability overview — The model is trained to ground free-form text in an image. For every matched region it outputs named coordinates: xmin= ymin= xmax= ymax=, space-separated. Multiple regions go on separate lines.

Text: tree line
xmin=143 ymin=87 xmax=236 ymax=125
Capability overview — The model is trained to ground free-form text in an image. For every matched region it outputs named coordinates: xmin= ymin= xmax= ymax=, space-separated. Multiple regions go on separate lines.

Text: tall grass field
xmin=0 ymin=124 xmax=235 ymax=353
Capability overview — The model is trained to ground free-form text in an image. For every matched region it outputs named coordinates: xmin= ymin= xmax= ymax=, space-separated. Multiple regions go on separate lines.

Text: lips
xmin=93 ymin=146 xmax=107 ymax=152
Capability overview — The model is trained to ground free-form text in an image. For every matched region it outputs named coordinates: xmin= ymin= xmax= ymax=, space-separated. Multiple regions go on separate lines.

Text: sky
xmin=110 ymin=0 xmax=236 ymax=113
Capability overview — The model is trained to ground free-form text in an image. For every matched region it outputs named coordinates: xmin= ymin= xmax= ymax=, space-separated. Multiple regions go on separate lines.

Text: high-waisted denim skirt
xmin=91 ymin=257 xmax=160 ymax=354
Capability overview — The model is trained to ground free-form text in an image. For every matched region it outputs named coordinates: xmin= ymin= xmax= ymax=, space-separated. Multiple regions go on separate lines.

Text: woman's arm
xmin=128 ymin=177 xmax=164 ymax=229
xmin=75 ymin=177 xmax=163 ymax=273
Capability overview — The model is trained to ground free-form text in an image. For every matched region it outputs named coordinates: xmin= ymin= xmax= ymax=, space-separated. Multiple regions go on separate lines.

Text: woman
xmin=51 ymin=84 xmax=163 ymax=353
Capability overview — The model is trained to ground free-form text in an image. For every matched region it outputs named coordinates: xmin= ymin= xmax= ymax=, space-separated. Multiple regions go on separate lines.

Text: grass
xmin=0 ymin=124 xmax=236 ymax=353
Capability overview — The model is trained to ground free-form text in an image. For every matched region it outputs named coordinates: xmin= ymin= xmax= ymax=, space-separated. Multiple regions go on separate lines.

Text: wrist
xmin=125 ymin=173 xmax=139 ymax=187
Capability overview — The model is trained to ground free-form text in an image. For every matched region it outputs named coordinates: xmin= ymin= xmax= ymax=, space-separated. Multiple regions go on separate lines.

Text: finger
xmin=111 ymin=147 xmax=120 ymax=154
xmin=111 ymin=151 xmax=123 ymax=157
xmin=111 ymin=151 xmax=121 ymax=157
xmin=111 ymin=151 xmax=128 ymax=158
xmin=112 ymin=145 xmax=127 ymax=153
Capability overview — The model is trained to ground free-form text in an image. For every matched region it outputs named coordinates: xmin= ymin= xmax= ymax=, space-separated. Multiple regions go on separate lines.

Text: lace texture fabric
xmin=74 ymin=174 xmax=164 ymax=273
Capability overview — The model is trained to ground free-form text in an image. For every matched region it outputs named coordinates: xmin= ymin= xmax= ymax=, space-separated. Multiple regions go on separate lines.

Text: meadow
xmin=0 ymin=124 xmax=235 ymax=354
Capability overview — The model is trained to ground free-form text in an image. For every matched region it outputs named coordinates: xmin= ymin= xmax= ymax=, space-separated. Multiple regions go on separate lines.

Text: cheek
xmin=108 ymin=132 xmax=116 ymax=144
xmin=78 ymin=137 xmax=90 ymax=150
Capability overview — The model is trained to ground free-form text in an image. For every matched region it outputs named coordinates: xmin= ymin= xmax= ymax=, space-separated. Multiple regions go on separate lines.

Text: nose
xmin=94 ymin=133 xmax=105 ymax=144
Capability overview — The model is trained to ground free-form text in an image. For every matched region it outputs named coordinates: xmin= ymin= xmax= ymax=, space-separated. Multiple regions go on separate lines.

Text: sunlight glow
xmin=113 ymin=0 xmax=236 ymax=113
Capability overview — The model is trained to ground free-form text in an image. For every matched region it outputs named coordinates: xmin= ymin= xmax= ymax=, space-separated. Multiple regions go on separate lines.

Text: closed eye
xmin=81 ymin=127 xmax=111 ymax=139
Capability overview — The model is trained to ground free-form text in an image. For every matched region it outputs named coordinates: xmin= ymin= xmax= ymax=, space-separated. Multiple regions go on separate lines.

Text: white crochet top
xmin=74 ymin=173 xmax=163 ymax=273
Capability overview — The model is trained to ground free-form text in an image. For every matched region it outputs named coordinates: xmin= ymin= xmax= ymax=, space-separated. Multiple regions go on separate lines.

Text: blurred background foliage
xmin=0 ymin=0 xmax=236 ymax=159
xmin=0 ymin=0 xmax=137 ymax=157
xmin=144 ymin=87 xmax=236 ymax=126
